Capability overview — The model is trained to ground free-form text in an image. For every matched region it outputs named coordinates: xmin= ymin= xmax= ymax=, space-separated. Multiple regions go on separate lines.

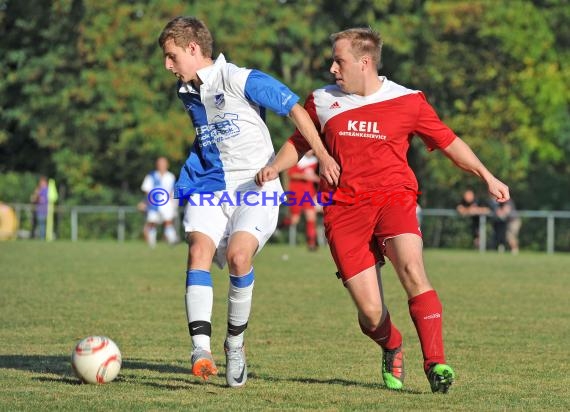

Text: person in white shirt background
xmin=141 ymin=156 xmax=179 ymax=247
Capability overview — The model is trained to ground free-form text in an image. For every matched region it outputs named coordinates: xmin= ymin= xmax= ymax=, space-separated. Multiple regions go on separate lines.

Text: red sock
xmin=282 ymin=216 xmax=292 ymax=227
xmin=359 ymin=311 xmax=402 ymax=350
xmin=408 ymin=289 xmax=446 ymax=371
xmin=306 ymin=220 xmax=316 ymax=247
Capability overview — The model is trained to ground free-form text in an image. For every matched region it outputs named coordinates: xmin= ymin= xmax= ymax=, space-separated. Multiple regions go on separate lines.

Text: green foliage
xmin=0 ymin=171 xmax=39 ymax=203
xmin=191 ymin=0 xmax=336 ymax=147
xmin=0 ymin=0 xmax=568 ymax=209
xmin=387 ymin=1 xmax=569 ymax=208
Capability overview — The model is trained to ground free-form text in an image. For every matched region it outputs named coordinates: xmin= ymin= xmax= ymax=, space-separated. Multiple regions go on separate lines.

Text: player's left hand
xmin=488 ymin=177 xmax=510 ymax=202
xmin=255 ymin=166 xmax=279 ymax=186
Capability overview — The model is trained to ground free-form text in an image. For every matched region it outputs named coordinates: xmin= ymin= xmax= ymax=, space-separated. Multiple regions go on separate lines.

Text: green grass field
xmin=0 ymin=241 xmax=568 ymax=411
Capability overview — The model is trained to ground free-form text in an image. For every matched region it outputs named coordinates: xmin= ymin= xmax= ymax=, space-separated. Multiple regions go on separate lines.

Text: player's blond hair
xmin=330 ymin=28 xmax=383 ymax=67
xmin=158 ymin=16 xmax=213 ymax=58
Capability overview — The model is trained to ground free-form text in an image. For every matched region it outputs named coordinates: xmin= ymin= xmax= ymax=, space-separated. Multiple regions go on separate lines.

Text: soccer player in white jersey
xmin=257 ymin=28 xmax=510 ymax=393
xmin=141 ymin=157 xmax=179 ymax=247
xmin=158 ymin=16 xmax=339 ymax=387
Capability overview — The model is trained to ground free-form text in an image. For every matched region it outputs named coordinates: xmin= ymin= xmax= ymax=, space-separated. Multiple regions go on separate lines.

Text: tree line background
xmin=1 ymin=0 xmax=568 ymax=211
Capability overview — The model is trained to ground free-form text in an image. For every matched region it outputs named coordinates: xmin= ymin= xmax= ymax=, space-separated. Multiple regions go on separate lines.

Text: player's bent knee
xmin=226 ymin=250 xmax=253 ymax=274
xmin=358 ymin=307 xmax=383 ymax=330
xmin=188 ymin=241 xmax=214 ymax=263
xmin=399 ymin=269 xmax=432 ymax=297
xmin=398 ymin=261 xmax=427 ymax=282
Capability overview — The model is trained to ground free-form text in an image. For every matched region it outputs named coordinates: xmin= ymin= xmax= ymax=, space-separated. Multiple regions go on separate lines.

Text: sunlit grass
xmin=0 ymin=241 xmax=568 ymax=410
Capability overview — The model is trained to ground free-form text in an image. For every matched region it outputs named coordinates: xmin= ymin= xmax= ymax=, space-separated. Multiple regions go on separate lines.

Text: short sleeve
xmin=244 ymin=70 xmax=300 ymax=116
xmin=141 ymin=175 xmax=153 ymax=193
xmin=414 ymin=92 xmax=457 ymax=151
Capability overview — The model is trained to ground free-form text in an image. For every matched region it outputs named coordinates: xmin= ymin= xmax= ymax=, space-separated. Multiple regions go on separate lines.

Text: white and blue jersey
xmin=175 ymin=53 xmax=299 ymax=198
xmin=141 ymin=169 xmax=178 ymax=222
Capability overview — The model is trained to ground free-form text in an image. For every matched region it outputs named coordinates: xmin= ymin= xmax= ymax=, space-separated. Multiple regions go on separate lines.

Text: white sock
xmin=226 ymin=267 xmax=255 ymax=348
xmin=164 ymin=225 xmax=178 ymax=244
xmin=147 ymin=227 xmax=157 ymax=247
xmin=185 ymin=270 xmax=213 ymax=352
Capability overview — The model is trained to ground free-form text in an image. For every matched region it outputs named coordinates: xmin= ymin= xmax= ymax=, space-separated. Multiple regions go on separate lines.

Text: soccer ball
xmin=71 ymin=336 xmax=122 ymax=384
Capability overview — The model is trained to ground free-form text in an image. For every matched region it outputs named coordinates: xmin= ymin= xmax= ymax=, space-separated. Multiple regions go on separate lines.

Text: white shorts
xmin=146 ymin=202 xmax=178 ymax=224
xmin=183 ymin=179 xmax=282 ymax=268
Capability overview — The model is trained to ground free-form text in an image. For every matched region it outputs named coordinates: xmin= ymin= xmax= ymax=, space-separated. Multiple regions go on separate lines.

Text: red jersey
xmin=289 ymin=77 xmax=456 ymax=200
xmin=287 ymin=154 xmax=318 ymax=196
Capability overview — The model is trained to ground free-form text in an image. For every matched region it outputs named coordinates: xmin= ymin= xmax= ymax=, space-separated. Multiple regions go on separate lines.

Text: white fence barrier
xmin=420 ymin=209 xmax=570 ymax=254
xmin=8 ymin=203 xmax=570 ymax=253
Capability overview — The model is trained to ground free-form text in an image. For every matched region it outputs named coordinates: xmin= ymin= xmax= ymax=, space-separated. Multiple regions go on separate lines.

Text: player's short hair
xmin=158 ymin=16 xmax=213 ymax=58
xmin=330 ymin=28 xmax=383 ymax=67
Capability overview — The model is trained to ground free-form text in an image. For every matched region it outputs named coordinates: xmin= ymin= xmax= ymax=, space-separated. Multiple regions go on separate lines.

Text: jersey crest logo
xmin=214 ymin=93 xmax=225 ymax=109
xmin=329 ymin=101 xmax=341 ymax=109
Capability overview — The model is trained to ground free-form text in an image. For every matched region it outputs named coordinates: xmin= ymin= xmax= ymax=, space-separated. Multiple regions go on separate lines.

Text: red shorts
xmin=323 ymin=190 xmax=422 ymax=282
xmin=287 ymin=182 xmax=316 ymax=216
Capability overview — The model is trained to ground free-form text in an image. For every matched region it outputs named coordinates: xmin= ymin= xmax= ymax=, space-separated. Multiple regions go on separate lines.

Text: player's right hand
xmin=488 ymin=177 xmax=510 ymax=203
xmin=255 ymin=166 xmax=279 ymax=186
xmin=316 ymin=152 xmax=340 ymax=187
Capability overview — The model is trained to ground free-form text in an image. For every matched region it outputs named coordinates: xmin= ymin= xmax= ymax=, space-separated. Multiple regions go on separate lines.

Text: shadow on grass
xmin=0 ymin=354 xmax=191 ymax=374
xmin=256 ymin=373 xmax=424 ymax=394
xmin=0 ymin=355 xmax=421 ymax=392
xmin=33 ymin=376 xmax=82 ymax=385
xmin=0 ymin=354 xmax=71 ymax=376
xmin=0 ymin=354 xmax=227 ymax=388
xmin=122 ymin=359 xmax=191 ymax=374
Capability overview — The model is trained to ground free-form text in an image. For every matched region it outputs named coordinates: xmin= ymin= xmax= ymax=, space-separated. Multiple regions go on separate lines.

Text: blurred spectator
xmin=140 ymin=157 xmax=179 ymax=247
xmin=46 ymin=178 xmax=59 ymax=241
xmin=30 ymin=176 xmax=48 ymax=240
xmin=505 ymin=200 xmax=522 ymax=254
xmin=456 ymin=189 xmax=490 ymax=248
xmin=285 ymin=151 xmax=320 ymax=251
xmin=489 ymin=198 xmax=521 ymax=254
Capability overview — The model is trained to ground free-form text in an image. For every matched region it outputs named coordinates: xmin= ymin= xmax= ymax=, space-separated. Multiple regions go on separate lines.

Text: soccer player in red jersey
xmin=256 ymin=27 xmax=510 ymax=393
xmin=285 ymin=151 xmax=320 ymax=250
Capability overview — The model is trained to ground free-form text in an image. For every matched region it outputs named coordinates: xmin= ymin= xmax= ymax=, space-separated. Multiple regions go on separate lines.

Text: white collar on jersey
xmin=179 ymin=53 xmax=227 ymax=94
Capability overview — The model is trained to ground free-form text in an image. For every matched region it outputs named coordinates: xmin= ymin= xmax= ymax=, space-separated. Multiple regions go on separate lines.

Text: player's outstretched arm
xmin=442 ymin=137 xmax=510 ymax=202
xmin=255 ymin=141 xmax=299 ymax=186
xmin=288 ymin=104 xmax=340 ymax=186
